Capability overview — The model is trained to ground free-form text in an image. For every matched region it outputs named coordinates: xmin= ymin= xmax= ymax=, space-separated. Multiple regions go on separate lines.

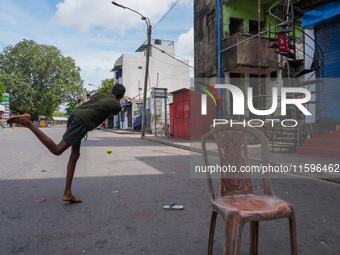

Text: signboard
xmin=278 ymin=33 xmax=289 ymax=54
xmin=152 ymin=88 xmax=168 ymax=98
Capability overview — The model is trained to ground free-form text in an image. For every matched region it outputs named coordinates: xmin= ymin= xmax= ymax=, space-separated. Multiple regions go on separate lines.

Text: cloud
xmin=65 ymin=46 xmax=122 ymax=86
xmin=0 ymin=0 xmax=193 ymax=87
xmin=176 ymin=27 xmax=193 ymax=61
xmin=51 ymin=0 xmax=181 ymax=33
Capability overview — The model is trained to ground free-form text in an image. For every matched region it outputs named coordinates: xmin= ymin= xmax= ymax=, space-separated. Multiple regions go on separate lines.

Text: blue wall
xmin=302 ymin=0 xmax=340 ymax=29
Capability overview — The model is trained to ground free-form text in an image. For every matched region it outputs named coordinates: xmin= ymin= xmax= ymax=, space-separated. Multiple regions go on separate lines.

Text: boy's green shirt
xmin=71 ymin=93 xmax=121 ymax=131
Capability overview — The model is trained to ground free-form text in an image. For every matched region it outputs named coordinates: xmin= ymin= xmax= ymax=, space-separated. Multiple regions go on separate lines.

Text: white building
xmin=112 ymin=39 xmax=190 ymax=100
xmin=112 ymin=39 xmax=190 ymax=133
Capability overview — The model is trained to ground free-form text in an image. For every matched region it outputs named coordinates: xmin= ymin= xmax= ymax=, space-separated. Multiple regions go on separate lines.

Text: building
xmin=194 ymin=0 xmax=303 ymax=119
xmin=194 ymin=0 xmax=339 ymax=156
xmin=300 ymin=0 xmax=340 ymax=124
xmin=294 ymin=0 xmax=340 ymax=158
xmin=112 ymin=39 xmax=190 ymax=132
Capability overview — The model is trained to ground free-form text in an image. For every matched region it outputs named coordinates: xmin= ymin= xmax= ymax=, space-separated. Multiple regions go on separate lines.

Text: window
xmin=207 ymin=10 xmax=216 ymax=26
xmin=116 ymin=69 xmax=122 ymax=80
xmin=249 ymin=20 xmax=265 ymax=34
xmin=270 ymin=71 xmax=277 ymax=80
xmin=229 ymin=18 xmax=244 ymax=35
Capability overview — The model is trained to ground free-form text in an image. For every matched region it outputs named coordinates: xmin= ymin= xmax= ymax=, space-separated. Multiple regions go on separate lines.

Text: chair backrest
xmin=201 ymin=125 xmax=273 ymax=200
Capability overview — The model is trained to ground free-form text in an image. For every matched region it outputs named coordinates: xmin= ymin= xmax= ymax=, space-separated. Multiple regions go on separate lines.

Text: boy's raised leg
xmin=7 ymin=114 xmax=70 ymax=155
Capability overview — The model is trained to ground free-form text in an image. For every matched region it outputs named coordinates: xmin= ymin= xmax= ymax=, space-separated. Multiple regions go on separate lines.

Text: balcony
xmin=221 ymin=33 xmax=278 ymax=74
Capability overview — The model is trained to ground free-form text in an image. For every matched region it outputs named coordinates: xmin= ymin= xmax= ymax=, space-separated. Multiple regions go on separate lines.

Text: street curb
xmin=103 ymin=128 xmax=140 ymax=135
xmin=105 ymin=130 xmax=340 ymax=184
xmin=144 ymin=136 xmax=195 ymax=151
xmin=144 ymin=137 xmax=340 ymax=184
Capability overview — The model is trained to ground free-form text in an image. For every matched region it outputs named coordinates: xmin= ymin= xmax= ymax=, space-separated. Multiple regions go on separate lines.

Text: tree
xmin=99 ymin=78 xmax=115 ymax=94
xmin=64 ymin=101 xmax=77 ymax=117
xmin=53 ymin=110 xmax=65 ymax=117
xmin=0 ymin=39 xmax=83 ymax=118
xmin=0 ymin=81 xmax=5 ymax=102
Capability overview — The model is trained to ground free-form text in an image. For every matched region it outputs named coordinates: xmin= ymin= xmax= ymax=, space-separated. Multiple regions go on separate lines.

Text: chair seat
xmin=212 ymin=195 xmax=292 ymax=219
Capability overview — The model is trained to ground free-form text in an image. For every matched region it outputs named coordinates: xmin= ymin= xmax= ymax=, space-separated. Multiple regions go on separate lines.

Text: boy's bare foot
xmin=7 ymin=114 xmax=31 ymax=125
xmin=62 ymin=194 xmax=83 ymax=203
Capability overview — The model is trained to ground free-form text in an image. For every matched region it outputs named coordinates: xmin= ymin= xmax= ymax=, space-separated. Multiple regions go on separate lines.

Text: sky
xmin=0 ymin=0 xmax=193 ymax=92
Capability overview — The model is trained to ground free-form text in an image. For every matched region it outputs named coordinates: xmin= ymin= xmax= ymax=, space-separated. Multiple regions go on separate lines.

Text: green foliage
xmin=0 ymin=81 xmax=6 ymax=102
xmin=99 ymin=78 xmax=115 ymax=94
xmin=53 ymin=110 xmax=65 ymax=117
xmin=64 ymin=101 xmax=77 ymax=117
xmin=0 ymin=39 xmax=83 ymax=118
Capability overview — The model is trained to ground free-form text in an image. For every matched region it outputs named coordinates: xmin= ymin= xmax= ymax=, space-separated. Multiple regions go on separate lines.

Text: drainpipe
xmin=218 ymin=0 xmax=222 ymax=118
xmin=258 ymin=0 xmax=262 ymax=110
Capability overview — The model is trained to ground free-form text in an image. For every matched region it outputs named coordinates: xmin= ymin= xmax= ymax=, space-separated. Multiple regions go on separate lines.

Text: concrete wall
xmin=220 ymin=33 xmax=278 ymax=72
xmin=194 ymin=0 xmax=219 ymax=78
xmin=120 ymin=54 xmax=146 ymax=99
xmin=115 ymin=44 xmax=190 ymax=99
xmin=149 ymin=44 xmax=190 ymax=94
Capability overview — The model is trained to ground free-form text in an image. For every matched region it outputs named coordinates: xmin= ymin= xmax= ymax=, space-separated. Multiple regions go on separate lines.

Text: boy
xmin=7 ymin=84 xmax=125 ymax=203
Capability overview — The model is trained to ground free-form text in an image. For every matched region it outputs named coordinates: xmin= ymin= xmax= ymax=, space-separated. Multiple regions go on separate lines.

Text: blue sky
xmin=0 ymin=0 xmax=193 ymax=91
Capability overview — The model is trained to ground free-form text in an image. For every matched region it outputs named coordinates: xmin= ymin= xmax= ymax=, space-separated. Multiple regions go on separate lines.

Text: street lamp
xmin=112 ymin=1 xmax=151 ymax=139
xmin=88 ymin=83 xmax=100 ymax=92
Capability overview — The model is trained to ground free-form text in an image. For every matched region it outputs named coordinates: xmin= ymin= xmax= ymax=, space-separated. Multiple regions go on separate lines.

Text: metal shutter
xmin=315 ymin=19 xmax=340 ymax=122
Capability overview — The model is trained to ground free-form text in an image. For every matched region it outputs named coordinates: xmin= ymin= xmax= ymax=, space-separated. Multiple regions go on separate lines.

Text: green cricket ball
xmin=107 ymin=149 xmax=112 ymax=154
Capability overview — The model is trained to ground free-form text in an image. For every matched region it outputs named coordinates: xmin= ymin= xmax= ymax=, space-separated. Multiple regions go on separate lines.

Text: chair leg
xmin=224 ymin=212 xmax=242 ymax=255
xmin=289 ymin=214 xmax=298 ymax=255
xmin=249 ymin=221 xmax=259 ymax=255
xmin=208 ymin=211 xmax=217 ymax=255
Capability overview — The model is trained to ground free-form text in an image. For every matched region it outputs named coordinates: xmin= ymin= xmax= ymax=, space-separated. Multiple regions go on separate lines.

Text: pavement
xmin=103 ymin=128 xmax=340 ymax=255
xmin=106 ymin=128 xmax=340 ymax=183
xmin=1 ymin=127 xmax=339 ymax=255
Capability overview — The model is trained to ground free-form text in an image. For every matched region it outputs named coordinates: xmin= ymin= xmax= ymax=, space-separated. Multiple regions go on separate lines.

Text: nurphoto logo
xmin=199 ymin=83 xmax=312 ymax=128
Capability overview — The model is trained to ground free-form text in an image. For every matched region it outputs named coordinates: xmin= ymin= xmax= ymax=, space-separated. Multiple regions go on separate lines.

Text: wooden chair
xmin=201 ymin=125 xmax=297 ymax=255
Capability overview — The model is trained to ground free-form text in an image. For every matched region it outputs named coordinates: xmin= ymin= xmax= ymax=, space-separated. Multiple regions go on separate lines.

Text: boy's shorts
xmin=63 ymin=115 xmax=88 ymax=147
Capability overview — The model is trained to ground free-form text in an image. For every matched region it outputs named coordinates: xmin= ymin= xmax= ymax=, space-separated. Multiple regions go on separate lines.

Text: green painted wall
xmin=222 ymin=0 xmax=302 ymax=37
xmin=223 ymin=0 xmax=266 ymax=35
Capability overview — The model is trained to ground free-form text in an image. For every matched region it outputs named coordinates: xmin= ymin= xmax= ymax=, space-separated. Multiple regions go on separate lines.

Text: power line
xmin=138 ymin=0 xmax=180 ymax=45
xmin=153 ymin=0 xmax=179 ymax=31
xmin=156 ymin=47 xmax=194 ymax=62
xmin=152 ymin=55 xmax=190 ymax=68
xmin=151 ymin=45 xmax=195 ymax=69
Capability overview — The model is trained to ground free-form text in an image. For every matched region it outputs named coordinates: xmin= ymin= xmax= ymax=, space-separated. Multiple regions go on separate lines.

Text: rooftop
xmin=136 ymin=38 xmax=174 ymax=52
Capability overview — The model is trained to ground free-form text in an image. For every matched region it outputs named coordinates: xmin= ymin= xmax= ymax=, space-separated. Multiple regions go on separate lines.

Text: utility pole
xmin=142 ymin=23 xmax=152 ymax=138
xmin=112 ymin=1 xmax=151 ymax=138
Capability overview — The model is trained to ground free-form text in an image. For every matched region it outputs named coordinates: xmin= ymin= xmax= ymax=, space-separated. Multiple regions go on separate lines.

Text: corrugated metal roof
xmin=53 ymin=117 xmax=68 ymax=121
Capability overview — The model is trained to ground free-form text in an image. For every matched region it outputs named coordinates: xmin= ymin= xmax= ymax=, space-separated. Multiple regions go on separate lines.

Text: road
xmin=0 ymin=126 xmax=339 ymax=255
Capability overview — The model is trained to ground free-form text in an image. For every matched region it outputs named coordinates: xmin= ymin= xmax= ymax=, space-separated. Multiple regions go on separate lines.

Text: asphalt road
xmin=0 ymin=126 xmax=339 ymax=255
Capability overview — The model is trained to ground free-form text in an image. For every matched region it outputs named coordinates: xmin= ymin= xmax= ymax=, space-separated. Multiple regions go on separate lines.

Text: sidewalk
xmin=106 ymin=128 xmax=340 ymax=183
